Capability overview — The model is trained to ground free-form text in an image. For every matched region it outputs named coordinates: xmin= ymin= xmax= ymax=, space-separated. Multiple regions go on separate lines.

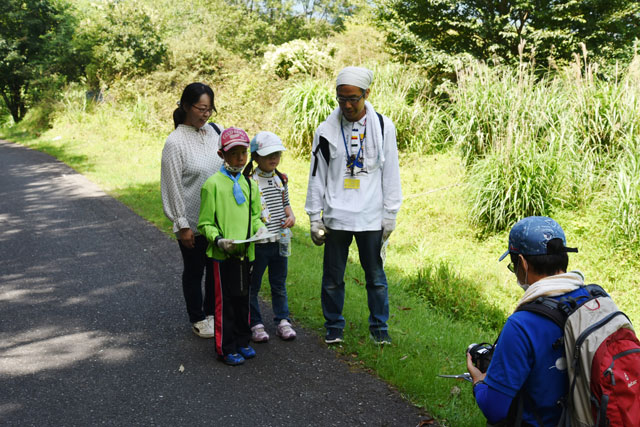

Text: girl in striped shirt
xmin=244 ymin=132 xmax=297 ymax=342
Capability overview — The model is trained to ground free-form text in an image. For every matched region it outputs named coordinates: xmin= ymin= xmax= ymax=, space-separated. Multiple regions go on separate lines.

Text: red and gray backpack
xmin=517 ymin=284 xmax=640 ymax=426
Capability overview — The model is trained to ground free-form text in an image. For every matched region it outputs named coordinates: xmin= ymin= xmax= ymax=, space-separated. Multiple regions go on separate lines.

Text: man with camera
xmin=467 ymin=216 xmax=587 ymax=426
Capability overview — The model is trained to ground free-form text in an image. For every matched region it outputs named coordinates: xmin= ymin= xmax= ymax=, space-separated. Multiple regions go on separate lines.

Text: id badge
xmin=344 ymin=178 xmax=360 ymax=189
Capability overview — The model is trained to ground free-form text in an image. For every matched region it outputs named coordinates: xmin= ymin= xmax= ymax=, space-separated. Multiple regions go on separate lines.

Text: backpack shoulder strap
xmin=274 ymin=169 xmax=288 ymax=187
xmin=584 ymin=283 xmax=609 ymax=298
xmin=504 ymin=389 xmax=546 ymax=427
xmin=244 ymin=175 xmax=252 ymax=241
xmin=376 ymin=112 xmax=384 ymax=140
xmin=208 ymin=122 xmax=221 ymax=135
xmin=516 ymin=297 xmax=569 ymax=330
xmin=312 ymin=136 xmax=331 ymax=176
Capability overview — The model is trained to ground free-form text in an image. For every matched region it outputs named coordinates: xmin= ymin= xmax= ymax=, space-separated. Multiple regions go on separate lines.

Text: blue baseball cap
xmin=498 ymin=216 xmax=578 ymax=261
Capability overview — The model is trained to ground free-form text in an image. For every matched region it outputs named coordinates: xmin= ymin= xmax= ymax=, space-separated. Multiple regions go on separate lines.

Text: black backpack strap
xmin=311 ymin=136 xmax=330 ymax=177
xmin=376 ymin=111 xmax=384 ymax=142
xmin=516 ymin=297 xmax=569 ymax=330
xmin=584 ymin=283 xmax=609 ymax=298
xmin=274 ymin=169 xmax=288 ymax=187
xmin=503 ymin=390 xmax=544 ymax=427
xmin=244 ymin=175 xmax=252 ymax=241
xmin=208 ymin=122 xmax=221 ymax=135
xmin=376 ymin=112 xmax=384 ymax=140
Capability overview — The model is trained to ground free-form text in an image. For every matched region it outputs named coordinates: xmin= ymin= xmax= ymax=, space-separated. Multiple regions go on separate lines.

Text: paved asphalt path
xmin=0 ymin=140 xmax=428 ymax=427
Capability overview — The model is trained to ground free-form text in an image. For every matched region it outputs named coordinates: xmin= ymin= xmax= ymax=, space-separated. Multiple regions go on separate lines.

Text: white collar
xmin=255 ymin=167 xmax=275 ymax=178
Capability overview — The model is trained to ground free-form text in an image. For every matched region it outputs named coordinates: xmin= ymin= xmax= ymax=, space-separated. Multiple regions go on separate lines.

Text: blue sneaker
xmin=223 ymin=353 xmax=245 ymax=366
xmin=237 ymin=346 xmax=256 ymax=359
xmin=370 ymin=330 xmax=392 ymax=345
xmin=324 ymin=328 xmax=344 ymax=344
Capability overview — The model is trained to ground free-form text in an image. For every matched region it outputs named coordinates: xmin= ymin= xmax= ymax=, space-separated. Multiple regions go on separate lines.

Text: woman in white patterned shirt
xmin=161 ymin=82 xmax=223 ymax=339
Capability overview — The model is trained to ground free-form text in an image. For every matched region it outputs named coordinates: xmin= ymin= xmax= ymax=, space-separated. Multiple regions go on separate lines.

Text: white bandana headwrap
xmin=336 ymin=66 xmax=373 ymax=90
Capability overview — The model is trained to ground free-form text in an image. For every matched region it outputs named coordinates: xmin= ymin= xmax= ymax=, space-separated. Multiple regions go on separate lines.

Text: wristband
xmin=214 ymin=235 xmax=222 ymax=245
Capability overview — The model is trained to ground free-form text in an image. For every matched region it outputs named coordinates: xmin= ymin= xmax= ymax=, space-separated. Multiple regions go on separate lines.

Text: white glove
xmin=217 ymin=238 xmax=236 ymax=253
xmin=254 ymin=226 xmax=270 ymax=243
xmin=381 ymin=218 xmax=396 ymax=241
xmin=254 ymin=226 xmax=269 ymax=238
xmin=310 ymin=220 xmax=327 ymax=246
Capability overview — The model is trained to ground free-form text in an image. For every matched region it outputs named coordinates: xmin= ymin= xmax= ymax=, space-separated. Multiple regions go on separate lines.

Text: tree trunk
xmin=0 ymin=84 xmax=26 ymax=123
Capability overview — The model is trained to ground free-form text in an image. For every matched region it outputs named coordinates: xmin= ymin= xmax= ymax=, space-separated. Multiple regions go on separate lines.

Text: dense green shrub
xmin=447 ymin=63 xmax=570 ymax=166
xmin=370 ymin=63 xmax=449 ymax=152
xmin=262 ymin=39 xmax=336 ymax=79
xmin=609 ymin=148 xmax=640 ymax=247
xmin=82 ymin=0 xmax=167 ymax=88
xmin=451 ymin=56 xmax=640 ymax=234
xmin=279 ymin=78 xmax=336 ymax=155
xmin=466 ymin=142 xmax=564 ymax=233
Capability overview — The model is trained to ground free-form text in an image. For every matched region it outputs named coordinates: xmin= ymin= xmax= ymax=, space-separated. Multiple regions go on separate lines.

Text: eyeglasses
xmin=336 ymin=92 xmax=365 ymax=104
xmin=507 ymin=259 xmax=518 ymax=274
xmin=191 ymin=105 xmax=214 ymax=114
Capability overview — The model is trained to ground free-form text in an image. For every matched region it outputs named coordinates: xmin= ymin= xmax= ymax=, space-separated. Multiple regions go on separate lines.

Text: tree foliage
xmin=79 ymin=0 xmax=167 ymax=88
xmin=378 ymin=0 xmax=640 ymax=65
xmin=0 ymin=0 xmax=83 ymax=122
xmin=224 ymin=0 xmax=359 ymax=47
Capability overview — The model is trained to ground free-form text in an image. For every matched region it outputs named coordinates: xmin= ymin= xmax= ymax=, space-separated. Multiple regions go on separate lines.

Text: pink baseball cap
xmin=220 ymin=127 xmax=250 ymax=151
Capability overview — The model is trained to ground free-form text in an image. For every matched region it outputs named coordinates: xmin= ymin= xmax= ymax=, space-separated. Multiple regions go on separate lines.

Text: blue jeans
xmin=250 ymin=242 xmax=290 ymax=327
xmin=321 ymin=229 xmax=389 ymax=332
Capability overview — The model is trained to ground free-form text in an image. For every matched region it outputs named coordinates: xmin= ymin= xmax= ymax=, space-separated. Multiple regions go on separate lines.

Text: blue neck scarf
xmin=221 ymin=166 xmax=246 ymax=205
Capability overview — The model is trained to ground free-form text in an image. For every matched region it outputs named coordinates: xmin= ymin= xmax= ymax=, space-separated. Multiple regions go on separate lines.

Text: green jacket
xmin=197 ymin=171 xmax=263 ymax=260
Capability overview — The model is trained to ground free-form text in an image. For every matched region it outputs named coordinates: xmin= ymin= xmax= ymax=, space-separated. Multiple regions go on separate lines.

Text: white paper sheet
xmin=232 ymin=232 xmax=277 ymax=244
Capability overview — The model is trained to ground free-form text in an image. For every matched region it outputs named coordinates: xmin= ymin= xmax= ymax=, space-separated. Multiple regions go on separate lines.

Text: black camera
xmin=467 ymin=342 xmax=494 ymax=373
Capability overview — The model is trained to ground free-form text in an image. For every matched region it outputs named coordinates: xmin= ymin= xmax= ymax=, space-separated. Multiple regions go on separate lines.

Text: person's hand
xmin=466 ymin=352 xmax=487 ymax=384
xmin=310 ymin=220 xmax=327 ymax=246
xmin=179 ymin=228 xmax=195 ymax=249
xmin=381 ymin=218 xmax=396 ymax=241
xmin=217 ymin=238 xmax=236 ymax=253
xmin=282 ymin=214 xmax=295 ymax=228
xmin=254 ymin=226 xmax=269 ymax=238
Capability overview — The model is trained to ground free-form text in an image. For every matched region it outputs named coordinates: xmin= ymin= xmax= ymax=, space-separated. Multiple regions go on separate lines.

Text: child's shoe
xmin=276 ymin=319 xmax=296 ymax=340
xmin=251 ymin=324 xmax=269 ymax=343
xmin=223 ymin=353 xmax=245 ymax=366
xmin=237 ymin=346 xmax=256 ymax=359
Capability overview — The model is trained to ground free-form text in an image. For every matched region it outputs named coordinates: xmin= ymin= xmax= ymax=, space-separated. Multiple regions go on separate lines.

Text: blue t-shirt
xmin=482 ymin=287 xmax=591 ymax=426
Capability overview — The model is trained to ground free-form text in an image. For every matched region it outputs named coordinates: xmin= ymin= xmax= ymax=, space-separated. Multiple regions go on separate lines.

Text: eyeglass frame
xmin=507 ymin=257 xmax=518 ymax=274
xmin=191 ymin=104 xmax=215 ymax=114
xmin=335 ymin=92 xmax=366 ymax=105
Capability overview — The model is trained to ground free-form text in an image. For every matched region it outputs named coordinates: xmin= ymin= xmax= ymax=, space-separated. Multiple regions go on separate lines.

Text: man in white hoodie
xmin=467 ymin=216 xmax=586 ymax=426
xmin=305 ymin=66 xmax=402 ymax=345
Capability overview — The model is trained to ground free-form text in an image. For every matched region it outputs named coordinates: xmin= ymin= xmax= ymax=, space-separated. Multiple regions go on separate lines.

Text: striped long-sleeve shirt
xmin=253 ymin=168 xmax=290 ymax=236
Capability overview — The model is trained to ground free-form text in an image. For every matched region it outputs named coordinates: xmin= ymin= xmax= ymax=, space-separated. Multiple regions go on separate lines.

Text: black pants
xmin=211 ymin=258 xmax=251 ymax=356
xmin=178 ymin=235 xmax=214 ymax=323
